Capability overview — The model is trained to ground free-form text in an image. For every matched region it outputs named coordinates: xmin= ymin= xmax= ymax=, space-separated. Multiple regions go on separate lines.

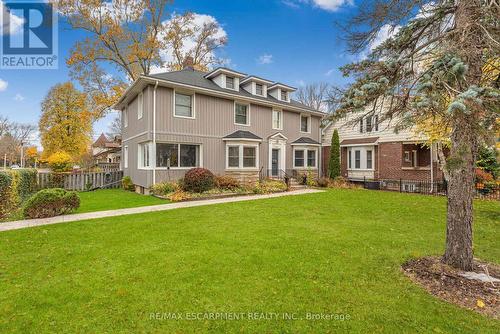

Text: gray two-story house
xmin=115 ymin=64 xmax=324 ymax=192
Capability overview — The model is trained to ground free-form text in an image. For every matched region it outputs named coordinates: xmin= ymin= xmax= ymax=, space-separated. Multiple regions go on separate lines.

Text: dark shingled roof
xmin=291 ymin=137 xmax=321 ymax=145
xmin=146 ymin=68 xmax=319 ymax=112
xmin=340 ymin=137 xmax=379 ymax=146
xmin=223 ymin=130 xmax=262 ymax=140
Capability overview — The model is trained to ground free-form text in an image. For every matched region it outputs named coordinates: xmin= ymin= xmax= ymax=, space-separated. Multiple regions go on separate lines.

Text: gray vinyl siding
xmin=123 ymin=84 xmax=322 ymax=188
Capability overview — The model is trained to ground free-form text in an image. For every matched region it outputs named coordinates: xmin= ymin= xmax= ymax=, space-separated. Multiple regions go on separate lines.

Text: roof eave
xmin=138 ymin=75 xmax=325 ymax=116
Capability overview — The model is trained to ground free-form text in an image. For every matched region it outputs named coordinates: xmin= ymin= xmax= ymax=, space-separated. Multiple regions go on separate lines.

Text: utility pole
xmin=20 ymin=141 xmax=24 ymax=168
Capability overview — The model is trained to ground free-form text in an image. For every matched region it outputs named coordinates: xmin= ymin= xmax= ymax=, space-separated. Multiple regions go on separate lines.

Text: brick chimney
xmin=182 ymin=56 xmax=194 ymax=69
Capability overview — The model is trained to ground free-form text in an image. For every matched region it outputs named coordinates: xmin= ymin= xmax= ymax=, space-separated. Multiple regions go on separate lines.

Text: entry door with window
xmin=272 ymin=149 xmax=280 ymax=177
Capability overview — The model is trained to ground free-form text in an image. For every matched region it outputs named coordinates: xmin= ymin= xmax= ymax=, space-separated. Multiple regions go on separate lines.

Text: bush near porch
xmin=150 ymin=168 xmax=288 ymax=202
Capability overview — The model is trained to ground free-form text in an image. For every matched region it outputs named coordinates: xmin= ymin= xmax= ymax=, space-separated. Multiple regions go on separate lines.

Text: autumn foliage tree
xmin=57 ymin=0 xmax=227 ymax=119
xmin=39 ymin=82 xmax=92 ymax=162
xmin=336 ymin=0 xmax=499 ymax=270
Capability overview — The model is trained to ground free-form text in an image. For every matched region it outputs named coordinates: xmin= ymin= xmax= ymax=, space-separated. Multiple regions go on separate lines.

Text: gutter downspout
xmin=152 ymin=80 xmax=159 ymax=186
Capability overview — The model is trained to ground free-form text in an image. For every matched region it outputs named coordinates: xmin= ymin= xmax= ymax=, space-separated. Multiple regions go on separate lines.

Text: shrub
xmin=329 ymin=176 xmax=359 ymax=189
xmin=183 ymin=168 xmax=215 ymax=193
xmin=316 ymin=177 xmax=331 ymax=188
xmin=23 ymin=188 xmax=80 ymax=219
xmin=9 ymin=169 xmax=38 ymax=202
xmin=253 ymin=179 xmax=288 ymax=194
xmin=47 ymin=151 xmax=73 ymax=172
xmin=167 ymin=190 xmax=192 ymax=202
xmin=475 ymin=168 xmax=494 ymax=183
xmin=328 ymin=129 xmax=341 ymax=178
xmin=215 ymin=175 xmax=241 ymax=190
xmin=122 ymin=176 xmax=135 ymax=191
xmin=151 ymin=181 xmax=179 ymax=196
xmin=0 ymin=172 xmax=13 ymax=219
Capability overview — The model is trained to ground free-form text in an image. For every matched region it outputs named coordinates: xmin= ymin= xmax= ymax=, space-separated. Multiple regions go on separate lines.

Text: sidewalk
xmin=0 ymin=189 xmax=323 ymax=232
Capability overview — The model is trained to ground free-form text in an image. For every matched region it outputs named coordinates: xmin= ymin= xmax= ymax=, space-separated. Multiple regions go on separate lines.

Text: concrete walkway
xmin=0 ymin=189 xmax=323 ymax=232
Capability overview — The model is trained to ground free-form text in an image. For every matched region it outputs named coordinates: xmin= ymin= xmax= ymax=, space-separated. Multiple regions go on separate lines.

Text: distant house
xmin=92 ymin=133 xmax=121 ymax=165
xmin=321 ymin=112 xmax=445 ymax=185
xmin=114 ymin=62 xmax=324 ymax=192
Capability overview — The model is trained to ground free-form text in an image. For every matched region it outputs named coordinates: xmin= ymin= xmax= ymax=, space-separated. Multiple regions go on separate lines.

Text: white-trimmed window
xmin=354 ymin=150 xmax=361 ymax=169
xmin=300 ymin=115 xmax=310 ymax=133
xmin=138 ymin=142 xmax=151 ymax=168
xmin=138 ymin=92 xmax=143 ymax=119
xmin=256 ymin=84 xmax=263 ymax=96
xmin=404 ymin=151 xmax=411 ymax=162
xmin=123 ymin=146 xmax=128 ymax=168
xmin=281 ymin=89 xmax=288 ymax=101
xmin=226 ymin=76 xmax=235 ymax=89
xmin=347 ymin=147 xmax=375 ymax=170
xmin=174 ymin=92 xmax=194 ymax=118
xmin=367 ymin=150 xmax=373 ymax=169
xmin=293 ymin=148 xmax=317 ymax=168
xmin=226 ymin=144 xmax=258 ymax=169
xmin=156 ymin=143 xmax=200 ymax=168
xmin=272 ymin=109 xmax=282 ymax=130
xmin=123 ymin=107 xmax=128 ymax=127
xmin=234 ymin=103 xmax=249 ymax=125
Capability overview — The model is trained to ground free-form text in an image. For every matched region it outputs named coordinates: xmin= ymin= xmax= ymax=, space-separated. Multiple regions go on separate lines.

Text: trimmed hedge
xmin=0 ymin=169 xmax=38 ymax=218
xmin=0 ymin=172 xmax=13 ymax=219
xmin=23 ymin=188 xmax=80 ymax=219
xmin=183 ymin=168 xmax=215 ymax=193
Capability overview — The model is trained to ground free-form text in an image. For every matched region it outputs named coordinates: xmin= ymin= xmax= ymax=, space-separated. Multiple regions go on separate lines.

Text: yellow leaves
xmin=476 ymin=299 xmax=485 ymax=308
xmin=47 ymin=151 xmax=73 ymax=172
xmin=39 ymin=82 xmax=92 ymax=161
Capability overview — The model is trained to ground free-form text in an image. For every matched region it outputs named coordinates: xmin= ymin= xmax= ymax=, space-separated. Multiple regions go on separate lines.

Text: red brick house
xmin=321 ymin=112 xmax=445 ymax=185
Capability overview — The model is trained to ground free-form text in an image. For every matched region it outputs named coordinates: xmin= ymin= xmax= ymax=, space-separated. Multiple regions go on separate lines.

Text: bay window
xmin=293 ymin=148 xmax=317 ymax=168
xmin=226 ymin=144 xmax=258 ymax=169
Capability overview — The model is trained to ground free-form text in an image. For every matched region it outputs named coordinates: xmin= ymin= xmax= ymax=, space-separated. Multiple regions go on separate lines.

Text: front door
xmin=272 ymin=149 xmax=280 ymax=177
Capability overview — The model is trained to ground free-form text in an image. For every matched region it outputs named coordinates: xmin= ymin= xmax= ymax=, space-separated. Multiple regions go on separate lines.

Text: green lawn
xmin=0 ymin=189 xmax=498 ymax=333
xmin=75 ymin=188 xmax=167 ymax=213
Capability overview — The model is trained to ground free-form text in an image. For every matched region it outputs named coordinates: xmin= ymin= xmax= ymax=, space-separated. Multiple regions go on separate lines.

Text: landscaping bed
xmin=402 ymin=256 xmax=500 ymax=319
xmin=150 ymin=168 xmax=288 ymax=202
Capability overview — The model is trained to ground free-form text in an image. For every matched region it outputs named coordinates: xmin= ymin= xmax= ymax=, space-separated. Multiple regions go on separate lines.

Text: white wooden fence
xmin=37 ymin=171 xmax=123 ymax=191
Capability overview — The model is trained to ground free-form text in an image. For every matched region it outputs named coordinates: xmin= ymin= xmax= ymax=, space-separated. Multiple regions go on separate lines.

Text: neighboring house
xmin=115 ymin=63 xmax=324 ymax=192
xmin=322 ymin=112 xmax=445 ymax=183
xmin=92 ymin=133 xmax=121 ymax=164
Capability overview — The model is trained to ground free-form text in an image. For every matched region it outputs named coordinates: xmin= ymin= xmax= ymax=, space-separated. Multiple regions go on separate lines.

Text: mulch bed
xmin=402 ymin=256 xmax=499 ymax=319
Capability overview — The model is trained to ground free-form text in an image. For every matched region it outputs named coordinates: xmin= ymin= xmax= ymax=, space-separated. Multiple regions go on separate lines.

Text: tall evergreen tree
xmin=328 ymin=129 xmax=341 ymax=178
xmin=335 ymin=0 xmax=499 ymax=270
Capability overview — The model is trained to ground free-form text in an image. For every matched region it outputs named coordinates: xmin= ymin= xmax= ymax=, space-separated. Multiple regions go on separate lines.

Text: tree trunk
xmin=442 ymin=118 xmax=476 ymax=270
xmin=442 ymin=0 xmax=483 ymax=271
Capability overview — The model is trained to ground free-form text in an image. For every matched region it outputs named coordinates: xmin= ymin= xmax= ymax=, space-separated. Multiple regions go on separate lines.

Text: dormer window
xmin=256 ymin=84 xmax=263 ymax=96
xmin=226 ymin=76 xmax=235 ymax=89
xmin=281 ymin=90 xmax=288 ymax=101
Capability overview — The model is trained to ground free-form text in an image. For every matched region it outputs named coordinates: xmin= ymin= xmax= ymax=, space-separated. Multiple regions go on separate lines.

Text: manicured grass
xmin=0 ymin=189 xmax=498 ymax=333
xmin=75 ymin=189 xmax=167 ymax=213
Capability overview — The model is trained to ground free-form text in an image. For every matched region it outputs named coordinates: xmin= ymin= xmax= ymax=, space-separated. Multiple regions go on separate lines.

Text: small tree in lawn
xmin=328 ymin=129 xmax=341 ymax=179
xmin=335 ymin=0 xmax=499 ymax=270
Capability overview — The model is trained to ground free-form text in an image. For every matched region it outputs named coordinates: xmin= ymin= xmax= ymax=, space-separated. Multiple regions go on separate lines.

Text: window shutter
xmin=359 ymin=119 xmax=363 ymax=133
